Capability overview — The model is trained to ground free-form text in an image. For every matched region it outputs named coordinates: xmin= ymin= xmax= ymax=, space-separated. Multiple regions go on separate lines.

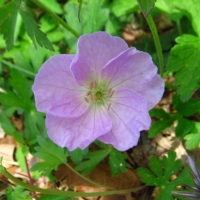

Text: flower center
xmin=84 ymin=80 xmax=114 ymax=106
xmin=95 ymin=91 xmax=103 ymax=101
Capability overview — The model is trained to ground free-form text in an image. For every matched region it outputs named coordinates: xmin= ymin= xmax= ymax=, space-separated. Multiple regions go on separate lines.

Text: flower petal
xmin=32 ymin=54 xmax=89 ymax=118
xmin=102 ymin=48 xmax=164 ymax=110
xmin=98 ymin=88 xmax=151 ymax=151
xmin=46 ymin=104 xmax=112 ymax=151
xmin=71 ymin=32 xmax=128 ymax=86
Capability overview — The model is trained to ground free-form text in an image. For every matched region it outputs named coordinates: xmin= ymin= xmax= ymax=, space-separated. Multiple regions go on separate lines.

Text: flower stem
xmin=64 ymin=162 xmax=114 ymax=190
xmin=25 ymin=156 xmax=38 ymax=199
xmin=145 ymin=14 xmax=164 ymax=77
xmin=1 ymin=60 xmax=36 ymax=77
xmin=0 ymin=164 xmax=146 ymax=197
xmin=31 ymin=0 xmax=80 ymax=38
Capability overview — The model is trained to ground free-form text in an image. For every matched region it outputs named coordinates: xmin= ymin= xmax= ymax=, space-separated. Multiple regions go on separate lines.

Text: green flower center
xmin=95 ymin=91 xmax=103 ymax=101
xmin=84 ymin=80 xmax=114 ymax=107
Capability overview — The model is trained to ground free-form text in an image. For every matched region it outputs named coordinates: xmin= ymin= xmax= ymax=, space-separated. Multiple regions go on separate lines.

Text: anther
xmin=90 ymin=93 xmax=94 ymax=101
xmin=109 ymin=90 xmax=115 ymax=98
xmin=90 ymin=81 xmax=93 ymax=90
xmin=107 ymin=88 xmax=112 ymax=94
xmin=108 ymin=103 xmax=112 ymax=111
xmin=84 ymin=97 xmax=90 ymax=103
xmin=94 ymin=80 xmax=97 ymax=89
xmin=86 ymin=91 xmax=91 ymax=96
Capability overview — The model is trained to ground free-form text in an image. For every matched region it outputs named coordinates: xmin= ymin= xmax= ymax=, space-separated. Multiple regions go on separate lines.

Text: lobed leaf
xmin=184 ymin=122 xmax=200 ymax=149
xmin=109 ymin=148 xmax=127 ymax=176
xmin=69 ymin=148 xmax=88 ymax=165
xmin=138 ymin=151 xmax=193 ymax=200
xmin=0 ymin=0 xmax=20 ymax=50
xmin=31 ymin=136 xmax=68 ymax=174
xmin=136 ymin=0 xmax=156 ymax=17
xmin=149 ymin=108 xmax=171 ymax=119
xmin=149 ymin=118 xmax=175 ymax=137
xmin=75 ymin=149 xmax=110 ymax=175
xmin=19 ymin=8 xmax=54 ymax=51
xmin=168 ymin=35 xmax=200 ymax=101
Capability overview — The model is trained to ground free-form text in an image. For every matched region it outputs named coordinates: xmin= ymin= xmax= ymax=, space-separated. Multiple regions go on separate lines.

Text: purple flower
xmin=32 ymin=32 xmax=164 ymax=151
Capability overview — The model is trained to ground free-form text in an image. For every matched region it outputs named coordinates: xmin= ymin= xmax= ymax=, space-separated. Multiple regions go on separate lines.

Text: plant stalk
xmin=0 ymin=166 xmax=146 ymax=197
xmin=145 ymin=14 xmax=164 ymax=77
xmin=64 ymin=162 xmax=114 ymax=190
xmin=31 ymin=0 xmax=80 ymax=38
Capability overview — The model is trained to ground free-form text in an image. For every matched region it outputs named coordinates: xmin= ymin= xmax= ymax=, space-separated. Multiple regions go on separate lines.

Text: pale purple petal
xmin=32 ymin=54 xmax=89 ymax=118
xmin=71 ymin=32 xmax=128 ymax=86
xmin=98 ymin=88 xmax=151 ymax=151
xmin=102 ymin=48 xmax=164 ymax=110
xmin=46 ymin=105 xmax=112 ymax=151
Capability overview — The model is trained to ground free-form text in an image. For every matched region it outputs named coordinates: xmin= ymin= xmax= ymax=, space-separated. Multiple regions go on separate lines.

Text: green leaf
xmin=0 ymin=90 xmax=30 ymax=111
xmin=0 ymin=0 xmax=20 ymax=50
xmin=184 ymin=122 xmax=200 ymax=149
xmin=175 ymin=116 xmax=194 ymax=138
xmin=16 ymin=145 xmax=28 ymax=172
xmin=167 ymin=35 xmax=200 ymax=101
xmin=137 ymin=0 xmax=155 ymax=17
xmin=69 ymin=148 xmax=88 ymax=165
xmin=137 ymin=167 xmax=157 ymax=185
xmin=0 ymin=111 xmax=15 ymax=135
xmin=82 ymin=0 xmax=109 ymax=34
xmin=137 ymin=151 xmax=193 ymax=200
xmin=173 ymin=95 xmax=200 ymax=116
xmin=39 ymin=0 xmax=62 ymax=14
xmin=24 ymin=111 xmax=45 ymax=141
xmin=64 ymin=0 xmax=109 ymax=52
xmin=6 ymin=185 xmax=32 ymax=200
xmin=109 ymin=148 xmax=127 ymax=176
xmin=149 ymin=118 xmax=175 ymax=137
xmin=9 ymin=68 xmax=31 ymax=100
xmin=149 ymin=108 xmax=170 ymax=119
xmin=13 ymin=131 xmax=24 ymax=144
xmin=28 ymin=45 xmax=46 ymax=71
xmin=75 ymin=149 xmax=110 ymax=175
xmin=167 ymin=0 xmax=200 ymax=37
xmin=109 ymin=0 xmax=138 ymax=17
xmin=31 ymin=136 xmax=68 ymax=174
xmin=19 ymin=8 xmax=54 ymax=51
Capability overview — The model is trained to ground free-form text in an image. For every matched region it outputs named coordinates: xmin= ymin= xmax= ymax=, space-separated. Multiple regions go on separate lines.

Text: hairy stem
xmin=64 ymin=162 xmax=114 ymax=190
xmin=25 ymin=157 xmax=38 ymax=199
xmin=31 ymin=0 xmax=80 ymax=38
xmin=0 ymin=166 xmax=146 ymax=197
xmin=145 ymin=15 xmax=164 ymax=77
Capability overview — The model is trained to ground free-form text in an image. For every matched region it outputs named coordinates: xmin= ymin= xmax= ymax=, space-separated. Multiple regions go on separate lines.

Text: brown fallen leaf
xmin=54 ymin=162 xmax=141 ymax=200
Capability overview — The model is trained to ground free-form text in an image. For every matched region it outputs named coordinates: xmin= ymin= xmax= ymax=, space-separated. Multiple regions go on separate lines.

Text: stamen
xmin=107 ymin=88 xmax=112 ymax=94
xmin=94 ymin=80 xmax=97 ymax=89
xmin=107 ymin=103 xmax=112 ymax=111
xmin=84 ymin=97 xmax=90 ymax=103
xmin=86 ymin=91 xmax=91 ymax=96
xmin=90 ymin=81 xmax=93 ymax=90
xmin=90 ymin=93 xmax=94 ymax=101
xmin=109 ymin=90 xmax=115 ymax=98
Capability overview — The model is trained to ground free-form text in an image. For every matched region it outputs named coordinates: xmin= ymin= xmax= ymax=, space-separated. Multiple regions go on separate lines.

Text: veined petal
xmin=71 ymin=32 xmax=128 ymax=86
xmin=98 ymin=88 xmax=151 ymax=151
xmin=46 ymin=104 xmax=112 ymax=151
xmin=32 ymin=54 xmax=89 ymax=118
xmin=102 ymin=48 xmax=164 ymax=110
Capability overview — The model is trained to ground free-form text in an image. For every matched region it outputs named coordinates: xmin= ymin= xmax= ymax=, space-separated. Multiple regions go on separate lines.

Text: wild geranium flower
xmin=32 ymin=32 xmax=164 ymax=151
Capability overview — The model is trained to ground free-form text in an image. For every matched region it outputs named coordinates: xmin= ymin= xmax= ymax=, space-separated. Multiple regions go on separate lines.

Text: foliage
xmin=31 ymin=136 xmax=68 ymax=178
xmin=6 ymin=185 xmax=32 ymax=200
xmin=137 ymin=151 xmax=193 ymax=200
xmin=0 ymin=0 xmax=200 ymax=198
